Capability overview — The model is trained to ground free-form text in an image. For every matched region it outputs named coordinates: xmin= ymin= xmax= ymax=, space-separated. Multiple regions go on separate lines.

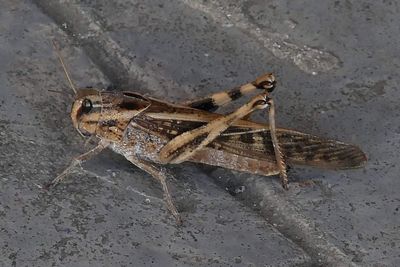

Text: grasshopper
xmin=46 ymin=41 xmax=367 ymax=224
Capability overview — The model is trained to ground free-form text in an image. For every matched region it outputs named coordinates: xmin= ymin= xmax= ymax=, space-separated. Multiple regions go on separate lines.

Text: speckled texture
xmin=2 ymin=0 xmax=400 ymax=266
xmin=0 ymin=1 xmax=309 ymax=266
xmin=69 ymin=0 xmax=400 ymax=265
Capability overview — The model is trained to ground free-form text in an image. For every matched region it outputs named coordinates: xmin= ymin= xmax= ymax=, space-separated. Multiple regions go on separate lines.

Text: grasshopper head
xmin=71 ymin=88 xmax=102 ymax=137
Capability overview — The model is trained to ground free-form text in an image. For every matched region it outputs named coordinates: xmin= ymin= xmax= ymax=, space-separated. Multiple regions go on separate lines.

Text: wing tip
xmin=337 ymin=144 xmax=367 ymax=169
xmin=313 ymin=144 xmax=367 ymax=170
xmin=287 ymin=143 xmax=368 ymax=170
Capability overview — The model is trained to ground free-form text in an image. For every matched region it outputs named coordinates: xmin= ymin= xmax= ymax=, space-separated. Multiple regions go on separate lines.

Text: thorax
xmin=108 ymin=121 xmax=168 ymax=163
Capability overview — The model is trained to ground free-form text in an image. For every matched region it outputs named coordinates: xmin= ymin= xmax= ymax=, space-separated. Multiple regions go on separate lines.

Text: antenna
xmin=52 ymin=40 xmax=77 ymax=94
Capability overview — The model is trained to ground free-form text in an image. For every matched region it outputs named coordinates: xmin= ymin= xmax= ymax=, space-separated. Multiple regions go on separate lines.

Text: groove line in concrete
xmin=33 ymin=1 xmax=355 ymax=266
xmin=34 ymin=0 xmax=193 ymax=98
xmin=210 ymin=171 xmax=358 ymax=266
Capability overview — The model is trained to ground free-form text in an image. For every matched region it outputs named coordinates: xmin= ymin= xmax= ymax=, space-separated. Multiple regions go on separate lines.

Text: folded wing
xmin=214 ymin=128 xmax=367 ymax=169
xmin=132 ymin=112 xmax=367 ymax=170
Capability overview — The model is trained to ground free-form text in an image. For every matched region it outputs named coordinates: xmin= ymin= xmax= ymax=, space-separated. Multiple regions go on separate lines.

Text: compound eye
xmin=81 ymin=98 xmax=93 ymax=113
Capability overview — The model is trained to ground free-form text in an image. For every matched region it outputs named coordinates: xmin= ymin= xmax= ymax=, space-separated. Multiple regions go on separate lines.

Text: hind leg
xmin=183 ymin=73 xmax=276 ymax=111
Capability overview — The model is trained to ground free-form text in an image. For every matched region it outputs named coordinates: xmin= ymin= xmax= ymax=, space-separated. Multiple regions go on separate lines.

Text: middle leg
xmin=125 ymin=155 xmax=182 ymax=225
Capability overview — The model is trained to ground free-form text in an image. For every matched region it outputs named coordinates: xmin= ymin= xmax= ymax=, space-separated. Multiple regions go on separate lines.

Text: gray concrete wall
xmin=1 ymin=0 xmax=399 ymax=266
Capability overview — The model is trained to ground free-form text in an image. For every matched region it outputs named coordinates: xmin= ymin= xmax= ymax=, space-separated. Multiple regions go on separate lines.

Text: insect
xmin=46 ymin=41 xmax=367 ymax=224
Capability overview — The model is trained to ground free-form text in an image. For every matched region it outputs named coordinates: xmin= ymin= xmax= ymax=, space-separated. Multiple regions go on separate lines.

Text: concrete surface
xmin=1 ymin=0 xmax=400 ymax=266
xmin=0 ymin=1 xmax=308 ymax=267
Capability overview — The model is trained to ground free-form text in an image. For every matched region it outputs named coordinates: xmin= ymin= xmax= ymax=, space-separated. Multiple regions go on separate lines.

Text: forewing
xmin=215 ymin=128 xmax=367 ymax=169
xmin=132 ymin=113 xmax=366 ymax=169
xmin=131 ymin=115 xmax=205 ymax=139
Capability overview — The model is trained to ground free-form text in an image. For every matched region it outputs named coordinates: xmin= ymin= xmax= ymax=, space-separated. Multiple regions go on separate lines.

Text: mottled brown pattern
xmin=130 ymin=102 xmax=366 ymax=170
xmin=54 ymin=70 xmax=366 ymax=224
xmin=163 ymin=132 xmax=209 ymax=162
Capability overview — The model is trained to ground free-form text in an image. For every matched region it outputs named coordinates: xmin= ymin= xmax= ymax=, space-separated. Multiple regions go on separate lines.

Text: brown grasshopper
xmin=46 ymin=41 xmax=367 ymax=224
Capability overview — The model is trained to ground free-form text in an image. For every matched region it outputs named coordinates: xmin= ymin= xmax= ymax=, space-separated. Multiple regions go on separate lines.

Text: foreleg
xmin=44 ymin=140 xmax=110 ymax=189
